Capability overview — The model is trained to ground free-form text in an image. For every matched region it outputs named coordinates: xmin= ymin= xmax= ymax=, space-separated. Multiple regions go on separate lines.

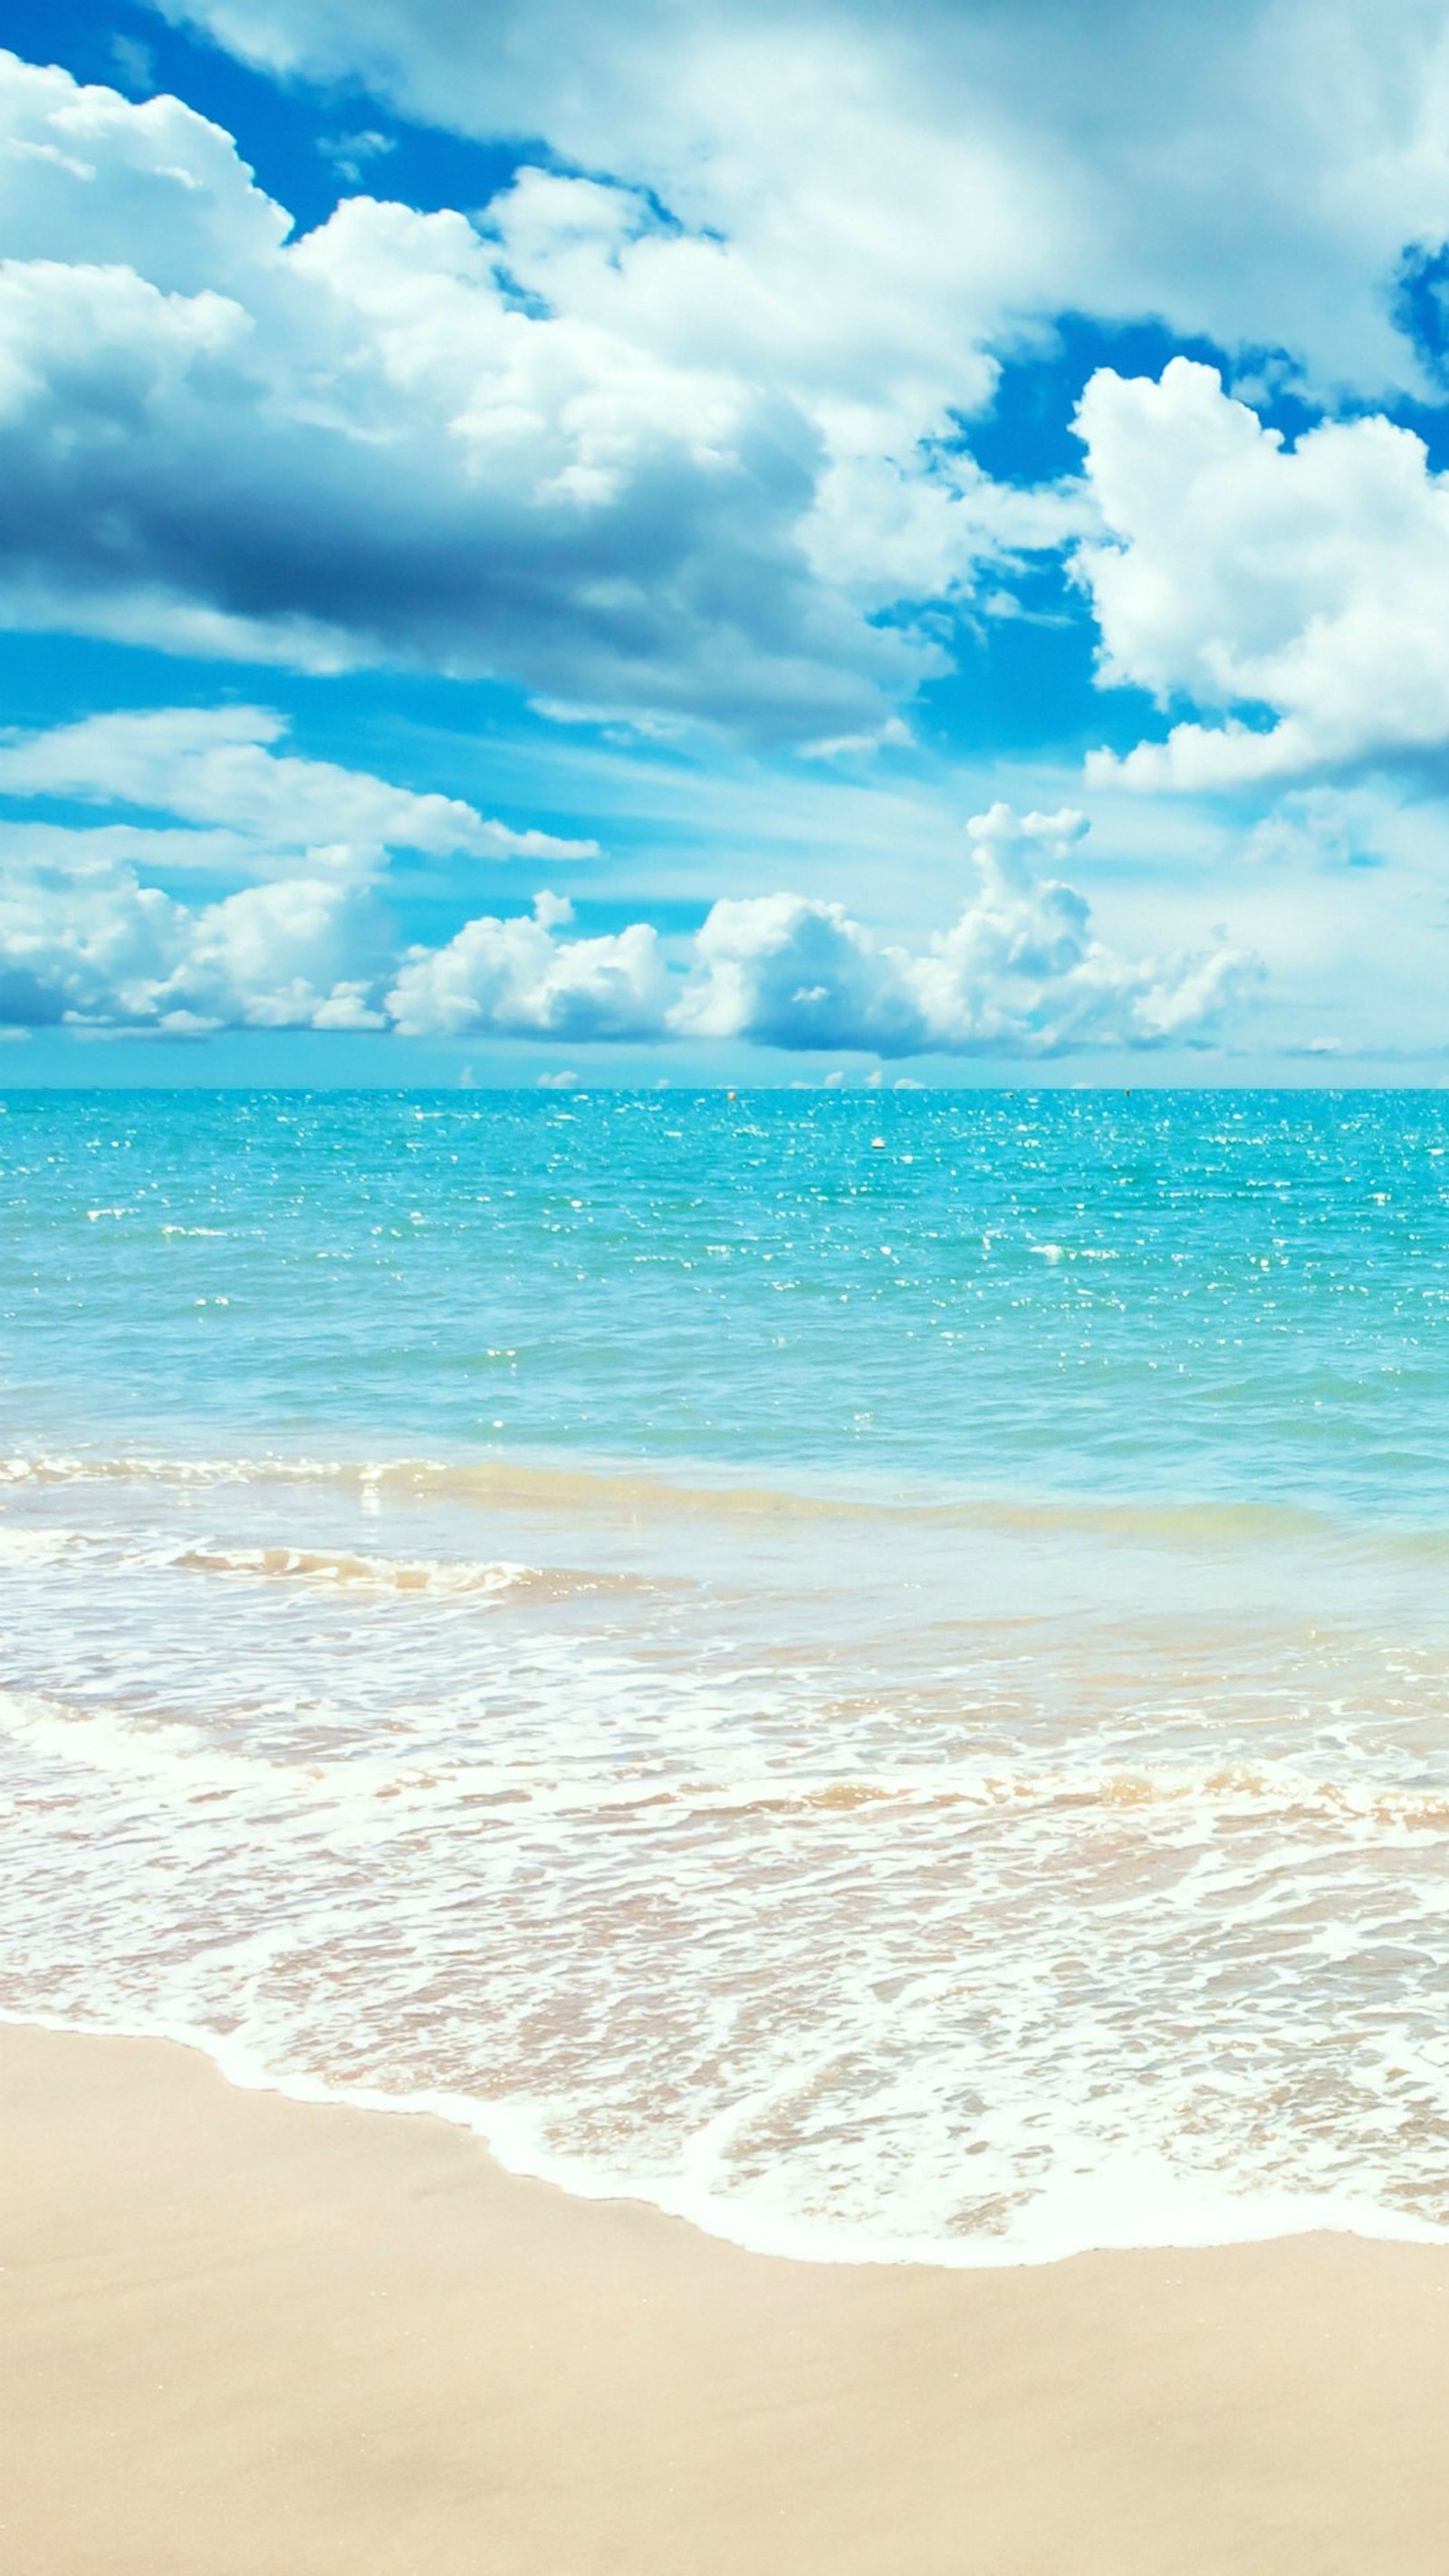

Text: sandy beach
xmin=2 ymin=2023 xmax=1447 ymax=2573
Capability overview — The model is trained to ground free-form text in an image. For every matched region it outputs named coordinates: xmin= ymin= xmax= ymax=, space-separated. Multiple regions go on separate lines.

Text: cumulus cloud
xmin=0 ymin=803 xmax=1251 ymax=1051
xmin=0 ymin=860 xmax=390 ymax=1033
xmin=0 ymin=699 xmax=601 ymax=1031
xmin=677 ymin=804 xmax=1250 ymax=1053
xmin=677 ymin=892 xmax=929 ymax=1055
xmin=387 ymin=892 xmax=669 ymax=1039
xmin=0 ymin=50 xmax=1086 ymax=745
xmin=1077 ymin=358 xmax=1449 ymax=789
xmin=0 ymin=859 xmax=676 ymax=1038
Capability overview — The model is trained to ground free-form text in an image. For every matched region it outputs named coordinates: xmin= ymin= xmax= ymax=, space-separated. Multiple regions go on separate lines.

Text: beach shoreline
xmin=5 ymin=2020 xmax=1449 ymax=2573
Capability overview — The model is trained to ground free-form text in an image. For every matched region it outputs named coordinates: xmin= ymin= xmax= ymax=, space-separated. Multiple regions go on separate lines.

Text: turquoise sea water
xmin=5 ymin=1088 xmax=1449 ymax=2261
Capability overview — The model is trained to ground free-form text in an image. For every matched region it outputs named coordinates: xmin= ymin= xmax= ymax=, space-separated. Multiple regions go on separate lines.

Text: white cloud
xmin=798 ymin=716 xmax=916 ymax=764
xmin=0 ymin=704 xmax=596 ymax=867
xmin=1077 ymin=358 xmax=1449 ymax=789
xmin=0 ymin=803 xmax=1252 ymax=1052
xmin=800 ymin=450 xmax=1092 ymax=612
xmin=0 ymin=860 xmax=389 ymax=1032
xmin=676 ymin=804 xmax=1250 ymax=1055
xmin=677 ymin=892 xmax=928 ymax=1054
xmin=0 ymin=698 xmax=604 ymax=1033
xmin=10 ymin=5 xmax=1449 ymax=755
xmin=386 ymin=892 xmax=670 ymax=1039
xmin=159 ymin=0 xmax=1449 ymax=393
xmin=0 ymin=50 xmax=1072 ymax=744
xmin=0 ymin=51 xmax=287 ymax=287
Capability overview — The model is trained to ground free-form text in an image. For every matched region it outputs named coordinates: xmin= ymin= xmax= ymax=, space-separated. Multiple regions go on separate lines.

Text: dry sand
xmin=5 ymin=2019 xmax=1449 ymax=2574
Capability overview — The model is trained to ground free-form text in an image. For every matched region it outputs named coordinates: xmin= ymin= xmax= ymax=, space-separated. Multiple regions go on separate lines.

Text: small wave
xmin=172 ymin=1543 xmax=536 ymax=1597
xmin=0 ymin=1451 xmax=363 ymax=1494
xmin=0 ymin=1686 xmax=496 ymax=1813
xmin=0 ymin=1447 xmax=882 ymax=1522
xmin=0 ymin=1517 xmax=656 ymax=1604
xmin=635 ymin=1757 xmax=1449 ymax=1833
xmin=6 ymin=1681 xmax=1448 ymax=1840
xmin=0 ymin=1689 xmax=265 ymax=1796
xmin=0 ymin=1444 xmax=1404 ymax=1551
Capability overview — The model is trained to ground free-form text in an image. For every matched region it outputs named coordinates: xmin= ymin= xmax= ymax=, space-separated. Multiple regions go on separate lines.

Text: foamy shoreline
xmin=11 ymin=1407 xmax=1449 ymax=2250
xmin=8 ymin=2016 xmax=1449 ymax=2576
xmin=9 ymin=2003 xmax=1446 ymax=2270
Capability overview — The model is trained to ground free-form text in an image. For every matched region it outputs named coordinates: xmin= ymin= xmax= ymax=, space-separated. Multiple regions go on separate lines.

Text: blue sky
xmin=7 ymin=0 xmax=1449 ymax=1082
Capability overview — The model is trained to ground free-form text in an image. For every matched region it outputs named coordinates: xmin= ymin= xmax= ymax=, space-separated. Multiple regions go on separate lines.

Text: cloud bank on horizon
xmin=0 ymin=710 xmax=1245 ymax=1051
xmin=5 ymin=0 xmax=1449 ymax=1068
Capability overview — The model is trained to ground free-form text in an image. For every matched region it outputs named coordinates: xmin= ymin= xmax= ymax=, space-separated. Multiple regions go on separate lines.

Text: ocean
xmin=5 ymin=1085 xmax=1449 ymax=2264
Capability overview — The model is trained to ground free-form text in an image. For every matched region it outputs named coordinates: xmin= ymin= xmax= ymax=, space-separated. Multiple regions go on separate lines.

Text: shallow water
xmin=5 ymin=1088 xmax=1449 ymax=2261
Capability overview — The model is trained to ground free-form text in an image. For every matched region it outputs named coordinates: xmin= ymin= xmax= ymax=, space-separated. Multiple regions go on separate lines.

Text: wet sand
xmin=5 ymin=2018 xmax=1449 ymax=2573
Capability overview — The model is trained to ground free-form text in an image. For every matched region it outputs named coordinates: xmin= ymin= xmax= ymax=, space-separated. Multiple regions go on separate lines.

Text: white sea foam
xmin=7 ymin=2001 xmax=1447 ymax=2272
xmin=6 ymin=1444 xmax=1449 ymax=2267
xmin=0 ymin=1689 xmax=272 ymax=1797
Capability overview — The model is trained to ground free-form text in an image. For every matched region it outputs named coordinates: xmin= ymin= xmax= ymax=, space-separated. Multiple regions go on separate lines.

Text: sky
xmin=6 ymin=0 xmax=1449 ymax=1084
